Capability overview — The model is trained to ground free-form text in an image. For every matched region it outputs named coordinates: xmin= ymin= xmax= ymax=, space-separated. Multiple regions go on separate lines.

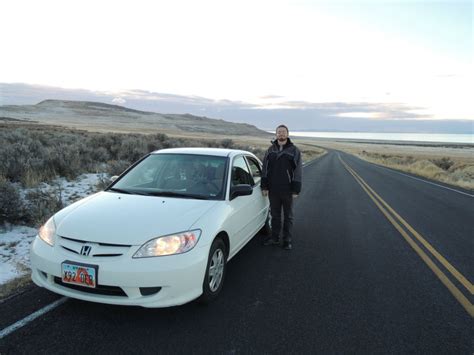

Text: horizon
xmin=1 ymin=83 xmax=473 ymax=136
xmin=0 ymin=0 xmax=472 ymax=124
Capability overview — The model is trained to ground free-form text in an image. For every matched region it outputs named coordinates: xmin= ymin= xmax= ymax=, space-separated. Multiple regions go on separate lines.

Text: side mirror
xmin=110 ymin=175 xmax=119 ymax=182
xmin=230 ymin=184 xmax=253 ymax=200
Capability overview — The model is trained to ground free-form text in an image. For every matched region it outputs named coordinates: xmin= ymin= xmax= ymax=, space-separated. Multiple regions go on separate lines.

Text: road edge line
xmin=339 ymin=156 xmax=474 ymax=317
xmin=0 ymin=297 xmax=68 ymax=339
xmin=345 ymin=158 xmax=474 ymax=295
xmin=359 ymin=157 xmax=473 ymax=198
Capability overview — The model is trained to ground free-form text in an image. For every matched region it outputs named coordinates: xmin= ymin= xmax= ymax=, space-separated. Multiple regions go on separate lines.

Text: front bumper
xmin=30 ymin=236 xmax=209 ymax=308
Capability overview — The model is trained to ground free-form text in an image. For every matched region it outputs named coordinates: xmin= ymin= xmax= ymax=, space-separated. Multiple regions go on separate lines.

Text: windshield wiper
xmin=107 ymin=188 xmax=148 ymax=196
xmin=145 ymin=191 xmax=210 ymax=200
xmin=107 ymin=187 xmax=132 ymax=194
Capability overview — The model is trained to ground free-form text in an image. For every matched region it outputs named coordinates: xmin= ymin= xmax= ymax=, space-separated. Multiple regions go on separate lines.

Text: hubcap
xmin=208 ymin=248 xmax=224 ymax=292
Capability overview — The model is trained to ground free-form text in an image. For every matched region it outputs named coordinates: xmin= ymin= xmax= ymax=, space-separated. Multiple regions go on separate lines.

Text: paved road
xmin=1 ymin=150 xmax=472 ymax=354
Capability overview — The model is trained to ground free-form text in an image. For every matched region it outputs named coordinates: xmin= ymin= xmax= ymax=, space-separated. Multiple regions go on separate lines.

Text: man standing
xmin=261 ymin=124 xmax=302 ymax=250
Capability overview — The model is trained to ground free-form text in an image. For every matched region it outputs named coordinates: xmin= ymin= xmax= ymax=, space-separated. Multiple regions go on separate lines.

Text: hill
xmin=0 ymin=99 xmax=270 ymax=136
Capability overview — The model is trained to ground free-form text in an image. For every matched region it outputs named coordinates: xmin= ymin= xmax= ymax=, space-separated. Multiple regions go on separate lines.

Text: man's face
xmin=276 ymin=127 xmax=288 ymax=142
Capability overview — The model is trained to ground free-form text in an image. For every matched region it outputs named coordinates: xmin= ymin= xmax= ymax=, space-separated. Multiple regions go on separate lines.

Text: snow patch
xmin=0 ymin=173 xmax=106 ymax=285
xmin=0 ymin=225 xmax=37 ymax=284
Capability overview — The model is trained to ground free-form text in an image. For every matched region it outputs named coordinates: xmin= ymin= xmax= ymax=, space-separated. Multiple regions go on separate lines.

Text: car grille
xmin=58 ymin=236 xmax=131 ymax=258
xmin=54 ymin=277 xmax=127 ymax=297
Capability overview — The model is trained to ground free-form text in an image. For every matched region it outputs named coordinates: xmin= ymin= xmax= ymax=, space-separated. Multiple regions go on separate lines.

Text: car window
xmin=118 ymin=155 xmax=162 ymax=186
xmin=245 ymin=156 xmax=262 ymax=185
xmin=231 ymin=156 xmax=253 ymax=186
xmin=111 ymin=154 xmax=227 ymax=199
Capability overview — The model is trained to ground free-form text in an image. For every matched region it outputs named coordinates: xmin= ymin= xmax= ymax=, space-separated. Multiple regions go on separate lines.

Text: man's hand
xmin=292 ymin=194 xmax=298 ymax=199
xmin=262 ymin=189 xmax=269 ymax=197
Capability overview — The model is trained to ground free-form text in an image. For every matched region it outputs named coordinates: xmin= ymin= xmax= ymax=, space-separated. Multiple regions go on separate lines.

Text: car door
xmin=226 ymin=155 xmax=261 ymax=256
xmin=244 ymin=155 xmax=269 ymax=231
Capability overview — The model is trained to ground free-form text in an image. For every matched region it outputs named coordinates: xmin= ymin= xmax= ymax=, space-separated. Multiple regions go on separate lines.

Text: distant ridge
xmin=0 ymin=99 xmax=270 ymax=136
xmin=36 ymin=99 xmax=153 ymax=115
xmin=2 ymin=83 xmax=472 ymax=134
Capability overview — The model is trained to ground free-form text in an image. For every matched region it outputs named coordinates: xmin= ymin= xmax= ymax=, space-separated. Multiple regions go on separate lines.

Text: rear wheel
xmin=199 ymin=238 xmax=227 ymax=304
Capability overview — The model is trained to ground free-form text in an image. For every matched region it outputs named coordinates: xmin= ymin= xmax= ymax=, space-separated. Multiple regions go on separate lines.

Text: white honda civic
xmin=30 ymin=148 xmax=270 ymax=307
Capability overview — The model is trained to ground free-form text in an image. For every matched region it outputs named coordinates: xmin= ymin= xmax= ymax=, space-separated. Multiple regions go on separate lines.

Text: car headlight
xmin=133 ymin=229 xmax=201 ymax=258
xmin=38 ymin=217 xmax=56 ymax=246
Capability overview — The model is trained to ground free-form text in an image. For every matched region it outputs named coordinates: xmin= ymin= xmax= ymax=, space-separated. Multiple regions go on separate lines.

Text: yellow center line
xmin=339 ymin=155 xmax=474 ymax=317
xmin=339 ymin=155 xmax=474 ymax=294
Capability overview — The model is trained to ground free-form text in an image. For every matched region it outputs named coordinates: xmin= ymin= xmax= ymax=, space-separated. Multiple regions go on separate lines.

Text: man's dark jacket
xmin=261 ymin=138 xmax=302 ymax=194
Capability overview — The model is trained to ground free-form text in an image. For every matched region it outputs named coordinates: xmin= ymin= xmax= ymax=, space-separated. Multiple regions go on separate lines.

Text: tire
xmin=199 ymin=238 xmax=227 ymax=304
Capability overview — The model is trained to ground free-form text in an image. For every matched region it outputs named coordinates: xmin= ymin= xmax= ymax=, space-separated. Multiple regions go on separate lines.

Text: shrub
xmin=431 ymin=157 xmax=454 ymax=171
xmin=106 ymin=160 xmax=132 ymax=177
xmin=117 ymin=137 xmax=148 ymax=162
xmin=0 ymin=177 xmax=25 ymax=224
xmin=0 ymin=140 xmax=30 ymax=182
xmin=220 ymin=139 xmax=234 ymax=148
xmin=95 ymin=174 xmax=112 ymax=191
xmin=24 ymin=188 xmax=63 ymax=226
xmin=0 ymin=125 xmax=268 ymax=191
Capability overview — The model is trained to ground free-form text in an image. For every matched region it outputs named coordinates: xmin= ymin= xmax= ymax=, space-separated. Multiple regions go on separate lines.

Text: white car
xmin=30 ymin=148 xmax=270 ymax=307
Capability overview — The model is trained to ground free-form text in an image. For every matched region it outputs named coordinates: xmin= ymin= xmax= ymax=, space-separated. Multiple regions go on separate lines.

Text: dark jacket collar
xmin=271 ymin=137 xmax=293 ymax=149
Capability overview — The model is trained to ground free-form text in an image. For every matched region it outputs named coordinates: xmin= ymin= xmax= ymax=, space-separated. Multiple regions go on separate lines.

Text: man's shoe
xmin=263 ymin=238 xmax=280 ymax=246
xmin=283 ymin=241 xmax=292 ymax=250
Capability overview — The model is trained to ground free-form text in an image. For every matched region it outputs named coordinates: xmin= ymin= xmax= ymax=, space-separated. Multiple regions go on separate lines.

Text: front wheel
xmin=199 ymin=238 xmax=227 ymax=304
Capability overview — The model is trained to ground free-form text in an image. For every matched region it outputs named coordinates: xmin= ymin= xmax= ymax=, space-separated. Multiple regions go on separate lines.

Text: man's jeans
xmin=269 ymin=190 xmax=294 ymax=242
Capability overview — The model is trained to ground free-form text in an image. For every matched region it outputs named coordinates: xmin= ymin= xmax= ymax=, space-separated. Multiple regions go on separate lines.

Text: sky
xmin=0 ymin=0 xmax=472 ymax=120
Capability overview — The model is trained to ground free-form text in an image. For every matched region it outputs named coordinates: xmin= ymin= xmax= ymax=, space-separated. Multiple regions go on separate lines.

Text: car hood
xmin=55 ymin=191 xmax=218 ymax=245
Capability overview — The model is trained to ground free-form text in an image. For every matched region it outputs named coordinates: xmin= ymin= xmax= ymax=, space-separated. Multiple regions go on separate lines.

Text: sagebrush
xmin=0 ymin=124 xmax=265 ymax=225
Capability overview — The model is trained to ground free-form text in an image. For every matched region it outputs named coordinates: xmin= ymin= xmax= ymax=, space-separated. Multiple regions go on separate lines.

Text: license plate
xmin=61 ymin=261 xmax=98 ymax=288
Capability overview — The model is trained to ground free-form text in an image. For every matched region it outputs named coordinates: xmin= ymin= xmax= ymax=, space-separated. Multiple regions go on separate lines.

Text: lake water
xmin=289 ymin=132 xmax=474 ymax=144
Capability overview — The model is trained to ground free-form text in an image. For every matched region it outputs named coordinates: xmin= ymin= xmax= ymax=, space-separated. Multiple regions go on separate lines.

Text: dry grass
xmin=305 ymin=138 xmax=474 ymax=191
xmin=175 ymin=135 xmax=327 ymax=164
xmin=298 ymin=143 xmax=327 ymax=162
xmin=234 ymin=138 xmax=326 ymax=163
xmin=0 ymin=272 xmax=32 ymax=300
xmin=358 ymin=151 xmax=474 ymax=190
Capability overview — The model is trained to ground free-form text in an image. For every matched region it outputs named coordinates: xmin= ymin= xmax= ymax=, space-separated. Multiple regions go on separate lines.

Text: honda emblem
xmin=80 ymin=245 xmax=92 ymax=256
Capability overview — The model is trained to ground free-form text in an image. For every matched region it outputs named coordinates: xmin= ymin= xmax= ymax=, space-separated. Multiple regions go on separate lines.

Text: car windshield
xmin=108 ymin=153 xmax=228 ymax=200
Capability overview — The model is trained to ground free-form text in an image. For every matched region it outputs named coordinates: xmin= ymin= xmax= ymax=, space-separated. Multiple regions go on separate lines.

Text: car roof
xmin=151 ymin=147 xmax=253 ymax=157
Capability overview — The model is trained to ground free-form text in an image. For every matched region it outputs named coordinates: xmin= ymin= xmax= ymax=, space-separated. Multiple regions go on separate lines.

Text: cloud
xmin=112 ymin=97 xmax=126 ymax=104
xmin=259 ymin=95 xmax=285 ymax=100
xmin=337 ymin=112 xmax=389 ymax=119
xmin=248 ymin=99 xmax=429 ymax=120
xmin=2 ymin=83 xmax=471 ymax=133
xmin=0 ymin=83 xmax=432 ymax=120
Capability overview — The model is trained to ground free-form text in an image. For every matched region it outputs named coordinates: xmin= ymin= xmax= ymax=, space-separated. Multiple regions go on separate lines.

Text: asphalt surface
xmin=1 ymin=150 xmax=472 ymax=354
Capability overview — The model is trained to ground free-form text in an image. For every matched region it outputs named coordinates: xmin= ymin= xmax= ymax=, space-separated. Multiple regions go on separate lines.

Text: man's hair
xmin=276 ymin=124 xmax=289 ymax=134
